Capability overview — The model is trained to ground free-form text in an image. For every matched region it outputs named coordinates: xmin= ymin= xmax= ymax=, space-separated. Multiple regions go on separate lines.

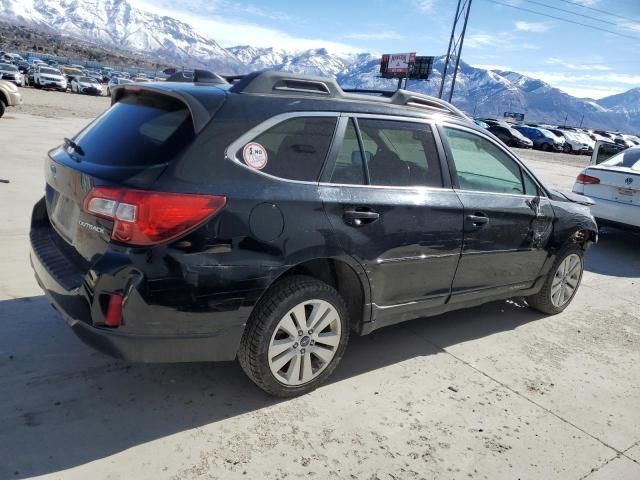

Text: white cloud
xmin=412 ymin=0 xmax=436 ymax=12
xmin=472 ymin=63 xmax=513 ymax=71
xmin=515 ymin=21 xmax=550 ymax=33
xmin=545 ymin=57 xmax=611 ymax=71
xmin=571 ymin=0 xmax=601 ymax=6
xmin=345 ymin=31 xmax=404 ymax=41
xmin=557 ymin=85 xmax=623 ymax=99
xmin=520 ymin=70 xmax=640 ymax=99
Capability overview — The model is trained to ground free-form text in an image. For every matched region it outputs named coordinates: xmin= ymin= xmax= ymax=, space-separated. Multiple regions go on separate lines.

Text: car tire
xmin=526 ymin=243 xmax=584 ymax=315
xmin=238 ymin=275 xmax=350 ymax=397
xmin=563 ymin=144 xmax=572 ymax=153
xmin=0 ymin=100 xmax=5 ymax=119
xmin=541 ymin=143 xmax=551 ymax=151
xmin=35 ymin=80 xmax=41 ymax=89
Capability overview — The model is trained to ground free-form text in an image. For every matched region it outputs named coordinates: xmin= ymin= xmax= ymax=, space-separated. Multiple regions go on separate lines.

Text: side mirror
xmin=591 ymin=140 xmax=626 ymax=165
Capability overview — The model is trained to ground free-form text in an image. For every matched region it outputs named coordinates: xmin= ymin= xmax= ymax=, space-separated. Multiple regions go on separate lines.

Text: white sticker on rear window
xmin=242 ymin=142 xmax=268 ymax=170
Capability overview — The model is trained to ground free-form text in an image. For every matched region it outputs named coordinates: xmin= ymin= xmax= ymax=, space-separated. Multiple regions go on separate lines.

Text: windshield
xmin=509 ymin=127 xmax=527 ymax=140
xmin=601 ymin=148 xmax=640 ymax=171
xmin=540 ymin=129 xmax=558 ymax=139
xmin=119 ymin=78 xmax=133 ymax=84
xmin=0 ymin=63 xmax=18 ymax=71
xmin=78 ymin=76 xmax=94 ymax=83
xmin=40 ymin=68 xmax=59 ymax=75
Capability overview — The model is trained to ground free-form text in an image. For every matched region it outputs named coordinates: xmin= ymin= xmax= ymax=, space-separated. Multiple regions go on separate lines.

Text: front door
xmin=320 ymin=117 xmax=464 ymax=324
xmin=439 ymin=126 xmax=553 ymax=302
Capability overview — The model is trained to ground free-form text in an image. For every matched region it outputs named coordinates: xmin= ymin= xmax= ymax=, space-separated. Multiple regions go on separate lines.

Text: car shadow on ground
xmin=0 ymin=294 xmax=547 ymax=478
xmin=584 ymin=226 xmax=640 ymax=278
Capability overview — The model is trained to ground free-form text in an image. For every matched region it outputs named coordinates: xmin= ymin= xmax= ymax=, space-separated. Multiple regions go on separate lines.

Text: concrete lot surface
xmin=0 ymin=105 xmax=639 ymax=479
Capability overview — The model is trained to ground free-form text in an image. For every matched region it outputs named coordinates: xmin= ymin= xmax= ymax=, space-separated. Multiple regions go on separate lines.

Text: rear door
xmin=320 ymin=116 xmax=463 ymax=318
xmin=439 ymin=125 xmax=553 ymax=301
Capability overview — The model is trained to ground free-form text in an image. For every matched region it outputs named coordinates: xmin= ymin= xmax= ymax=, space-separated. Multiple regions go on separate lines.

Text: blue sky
xmin=129 ymin=0 xmax=640 ymax=99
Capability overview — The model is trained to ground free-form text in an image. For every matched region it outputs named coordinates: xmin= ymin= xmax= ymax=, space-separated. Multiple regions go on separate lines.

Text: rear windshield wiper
xmin=63 ymin=137 xmax=85 ymax=157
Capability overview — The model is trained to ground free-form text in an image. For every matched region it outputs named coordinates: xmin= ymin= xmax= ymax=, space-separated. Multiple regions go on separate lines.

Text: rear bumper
xmin=590 ymin=197 xmax=640 ymax=229
xmin=30 ymin=245 xmax=248 ymax=362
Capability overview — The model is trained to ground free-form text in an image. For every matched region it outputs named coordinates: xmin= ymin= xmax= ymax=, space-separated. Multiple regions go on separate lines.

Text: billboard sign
xmin=381 ymin=52 xmax=416 ymax=75
xmin=504 ymin=111 xmax=525 ymax=122
xmin=389 ymin=52 xmax=416 ymax=73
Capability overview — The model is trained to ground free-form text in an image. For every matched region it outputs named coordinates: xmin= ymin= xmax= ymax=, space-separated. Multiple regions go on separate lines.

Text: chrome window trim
xmin=440 ymin=121 xmax=548 ymax=198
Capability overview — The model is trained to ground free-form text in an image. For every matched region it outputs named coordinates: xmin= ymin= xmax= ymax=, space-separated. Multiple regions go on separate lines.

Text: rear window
xmin=601 ymin=148 xmax=640 ymax=171
xmin=73 ymin=93 xmax=195 ymax=167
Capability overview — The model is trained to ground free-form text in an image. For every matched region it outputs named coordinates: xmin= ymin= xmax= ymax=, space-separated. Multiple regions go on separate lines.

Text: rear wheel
xmin=526 ymin=244 xmax=584 ymax=314
xmin=238 ymin=275 xmax=349 ymax=397
xmin=0 ymin=100 xmax=5 ymax=118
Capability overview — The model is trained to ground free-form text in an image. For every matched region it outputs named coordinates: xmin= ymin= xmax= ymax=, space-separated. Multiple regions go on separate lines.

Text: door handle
xmin=343 ymin=208 xmax=380 ymax=227
xmin=466 ymin=213 xmax=490 ymax=228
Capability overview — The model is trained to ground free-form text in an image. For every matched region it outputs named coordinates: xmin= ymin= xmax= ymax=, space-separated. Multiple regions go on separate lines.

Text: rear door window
xmin=356 ymin=119 xmax=443 ymax=188
xmin=73 ymin=93 xmax=195 ymax=167
xmin=240 ymin=116 xmax=337 ymax=182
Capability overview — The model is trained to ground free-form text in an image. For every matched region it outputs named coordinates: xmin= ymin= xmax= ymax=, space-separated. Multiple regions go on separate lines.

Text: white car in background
xmin=552 ymin=129 xmax=590 ymax=154
xmin=573 ymin=141 xmax=640 ymax=230
xmin=70 ymin=76 xmax=102 ymax=95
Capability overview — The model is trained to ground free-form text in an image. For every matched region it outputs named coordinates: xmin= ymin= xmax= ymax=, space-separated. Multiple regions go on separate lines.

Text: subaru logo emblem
xmin=625 ymin=177 xmax=633 ymax=185
xmin=49 ymin=164 xmax=56 ymax=177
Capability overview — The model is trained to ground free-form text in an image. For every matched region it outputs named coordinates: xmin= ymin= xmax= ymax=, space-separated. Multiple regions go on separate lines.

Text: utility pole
xmin=439 ymin=0 xmax=473 ymax=102
xmin=563 ymin=112 xmax=568 ymax=127
xmin=579 ymin=114 xmax=584 ymax=128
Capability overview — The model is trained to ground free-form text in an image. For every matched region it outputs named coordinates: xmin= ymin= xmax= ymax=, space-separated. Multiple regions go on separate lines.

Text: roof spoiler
xmin=230 ymin=71 xmax=466 ymax=118
xmin=111 ymin=84 xmax=214 ymax=134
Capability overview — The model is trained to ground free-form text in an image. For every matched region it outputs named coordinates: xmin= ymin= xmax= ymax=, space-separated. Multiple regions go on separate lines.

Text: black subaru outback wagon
xmin=30 ymin=71 xmax=597 ymax=396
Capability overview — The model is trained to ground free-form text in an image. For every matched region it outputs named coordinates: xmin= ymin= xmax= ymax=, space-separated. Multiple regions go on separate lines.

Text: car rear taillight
xmin=83 ymin=187 xmax=226 ymax=246
xmin=576 ymin=173 xmax=600 ymax=185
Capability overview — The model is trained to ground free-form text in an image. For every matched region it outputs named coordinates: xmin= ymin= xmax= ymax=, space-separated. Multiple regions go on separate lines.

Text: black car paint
xmin=30 ymin=81 xmax=597 ymax=362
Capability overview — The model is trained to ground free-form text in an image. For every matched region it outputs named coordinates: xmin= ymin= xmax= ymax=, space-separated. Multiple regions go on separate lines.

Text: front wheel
xmin=0 ymin=100 xmax=5 ymax=118
xmin=238 ymin=275 xmax=349 ymax=397
xmin=526 ymin=244 xmax=584 ymax=314
xmin=563 ymin=144 xmax=572 ymax=153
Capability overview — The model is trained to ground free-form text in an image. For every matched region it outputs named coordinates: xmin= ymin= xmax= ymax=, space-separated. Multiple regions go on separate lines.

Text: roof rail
xmin=230 ymin=71 xmax=341 ymax=96
xmin=388 ymin=90 xmax=468 ymax=118
xmin=229 ymin=71 xmax=467 ymax=119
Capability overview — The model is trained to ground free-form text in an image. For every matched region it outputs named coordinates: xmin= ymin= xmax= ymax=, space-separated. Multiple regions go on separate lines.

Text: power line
xmin=555 ymin=0 xmax=634 ymax=22
xmin=525 ymin=0 xmax=619 ymax=26
xmin=483 ymin=0 xmax=640 ymax=40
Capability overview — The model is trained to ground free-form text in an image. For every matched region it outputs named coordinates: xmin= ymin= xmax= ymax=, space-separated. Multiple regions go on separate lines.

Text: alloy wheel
xmin=550 ymin=253 xmax=581 ymax=308
xmin=268 ymin=299 xmax=341 ymax=386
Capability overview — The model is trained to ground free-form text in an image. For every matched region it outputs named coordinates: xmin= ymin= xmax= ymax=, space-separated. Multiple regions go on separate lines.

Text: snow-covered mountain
xmin=0 ymin=0 xmax=243 ymax=71
xmin=1 ymin=0 xmax=638 ymax=131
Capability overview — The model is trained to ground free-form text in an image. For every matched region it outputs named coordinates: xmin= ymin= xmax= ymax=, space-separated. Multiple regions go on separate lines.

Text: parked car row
xmin=475 ymin=117 xmax=640 ymax=156
xmin=0 ymin=50 xmax=162 ymax=98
